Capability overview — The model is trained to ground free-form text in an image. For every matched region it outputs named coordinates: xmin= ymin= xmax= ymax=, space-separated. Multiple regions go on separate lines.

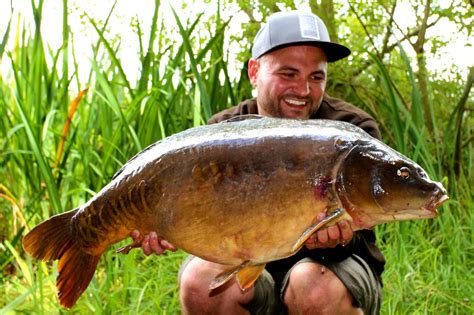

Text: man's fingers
xmin=130 ymin=230 xmax=176 ymax=255
xmin=306 ymin=219 xmax=354 ymax=249
xmin=149 ymin=232 xmax=164 ymax=255
xmin=305 ymin=234 xmax=317 ymax=245
xmin=338 ymin=221 xmax=353 ymax=243
xmin=160 ymin=239 xmax=177 ymax=252
xmin=142 ymin=234 xmax=152 ymax=256
xmin=130 ymin=229 xmax=140 ymax=241
xmin=327 ymin=225 xmax=340 ymax=242
xmin=316 ymin=228 xmax=328 ymax=244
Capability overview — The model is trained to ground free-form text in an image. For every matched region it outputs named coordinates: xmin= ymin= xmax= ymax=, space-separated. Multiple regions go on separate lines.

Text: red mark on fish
xmin=313 ymin=175 xmax=333 ymax=199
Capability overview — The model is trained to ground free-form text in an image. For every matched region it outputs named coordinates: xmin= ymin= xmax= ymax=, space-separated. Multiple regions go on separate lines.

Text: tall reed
xmin=1 ymin=1 xmax=244 ymax=312
xmin=365 ymin=49 xmax=473 ymax=313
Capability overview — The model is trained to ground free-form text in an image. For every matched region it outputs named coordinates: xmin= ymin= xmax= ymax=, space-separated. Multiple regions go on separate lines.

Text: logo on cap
xmin=299 ymin=14 xmax=320 ymax=40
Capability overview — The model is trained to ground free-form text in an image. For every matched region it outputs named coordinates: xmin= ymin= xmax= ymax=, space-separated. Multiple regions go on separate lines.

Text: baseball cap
xmin=251 ymin=11 xmax=351 ymax=62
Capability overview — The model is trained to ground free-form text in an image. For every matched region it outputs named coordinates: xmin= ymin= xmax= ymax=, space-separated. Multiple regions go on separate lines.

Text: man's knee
xmin=283 ymin=261 xmax=361 ymax=315
xmin=179 ymin=257 xmax=255 ymax=314
xmin=179 ymin=258 xmax=214 ymax=311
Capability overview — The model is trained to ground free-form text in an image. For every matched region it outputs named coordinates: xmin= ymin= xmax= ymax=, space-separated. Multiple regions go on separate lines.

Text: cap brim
xmin=261 ymin=41 xmax=351 ymax=62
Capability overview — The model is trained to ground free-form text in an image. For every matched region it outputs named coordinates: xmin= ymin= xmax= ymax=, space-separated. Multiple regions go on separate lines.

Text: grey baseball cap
xmin=252 ymin=11 xmax=351 ymax=62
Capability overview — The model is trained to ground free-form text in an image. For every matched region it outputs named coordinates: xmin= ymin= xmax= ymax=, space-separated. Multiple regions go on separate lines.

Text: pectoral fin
xmin=291 ymin=208 xmax=346 ymax=252
xmin=236 ymin=264 xmax=266 ymax=291
xmin=210 ymin=261 xmax=251 ymax=290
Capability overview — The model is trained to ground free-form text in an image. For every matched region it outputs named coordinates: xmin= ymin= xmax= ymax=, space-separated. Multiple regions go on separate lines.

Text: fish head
xmin=336 ymin=140 xmax=448 ymax=229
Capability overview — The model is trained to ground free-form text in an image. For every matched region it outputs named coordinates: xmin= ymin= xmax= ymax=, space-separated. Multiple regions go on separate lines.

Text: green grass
xmin=2 ymin=241 xmax=186 ymax=313
xmin=366 ymin=48 xmax=473 ymax=314
xmin=1 ymin=1 xmax=472 ymax=314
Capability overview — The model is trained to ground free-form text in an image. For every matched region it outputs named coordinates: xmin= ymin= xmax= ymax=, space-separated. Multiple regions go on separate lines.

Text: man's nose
xmin=293 ymin=79 xmax=310 ymax=96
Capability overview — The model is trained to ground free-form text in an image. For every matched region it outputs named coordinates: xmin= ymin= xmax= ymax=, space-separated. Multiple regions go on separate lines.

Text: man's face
xmin=248 ymin=45 xmax=328 ymax=119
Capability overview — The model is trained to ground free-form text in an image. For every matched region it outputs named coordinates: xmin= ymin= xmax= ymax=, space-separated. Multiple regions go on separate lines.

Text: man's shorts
xmin=178 ymin=255 xmax=382 ymax=315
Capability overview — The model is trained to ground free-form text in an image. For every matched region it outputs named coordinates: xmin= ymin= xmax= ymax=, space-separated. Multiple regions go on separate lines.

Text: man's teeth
xmin=285 ymin=99 xmax=306 ymax=106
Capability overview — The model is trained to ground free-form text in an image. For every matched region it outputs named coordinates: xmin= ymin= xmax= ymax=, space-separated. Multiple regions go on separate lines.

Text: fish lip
xmin=435 ymin=194 xmax=449 ymax=207
xmin=423 ymin=193 xmax=449 ymax=213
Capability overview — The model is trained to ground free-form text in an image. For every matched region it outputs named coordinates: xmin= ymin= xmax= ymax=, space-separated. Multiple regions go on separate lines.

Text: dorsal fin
xmin=220 ymin=114 xmax=264 ymax=123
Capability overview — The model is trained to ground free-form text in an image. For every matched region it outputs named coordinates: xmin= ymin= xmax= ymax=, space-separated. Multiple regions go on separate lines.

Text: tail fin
xmin=22 ymin=209 xmax=101 ymax=308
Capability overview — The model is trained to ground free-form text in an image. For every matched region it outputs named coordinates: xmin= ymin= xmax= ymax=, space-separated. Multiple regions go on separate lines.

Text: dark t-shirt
xmin=208 ymin=94 xmax=386 ymax=284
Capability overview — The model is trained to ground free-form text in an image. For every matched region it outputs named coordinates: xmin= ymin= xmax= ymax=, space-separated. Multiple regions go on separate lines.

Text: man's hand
xmin=130 ymin=230 xmax=177 ymax=256
xmin=305 ymin=212 xmax=354 ymax=249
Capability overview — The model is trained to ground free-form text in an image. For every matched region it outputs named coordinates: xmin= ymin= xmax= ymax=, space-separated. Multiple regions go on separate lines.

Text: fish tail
xmin=22 ymin=208 xmax=101 ymax=308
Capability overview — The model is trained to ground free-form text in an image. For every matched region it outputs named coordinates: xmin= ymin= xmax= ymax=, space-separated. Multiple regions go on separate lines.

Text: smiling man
xmin=248 ymin=45 xmax=327 ymax=119
xmin=135 ymin=11 xmax=384 ymax=314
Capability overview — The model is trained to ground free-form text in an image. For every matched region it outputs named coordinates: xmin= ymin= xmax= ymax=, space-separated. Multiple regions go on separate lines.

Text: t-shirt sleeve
xmin=207 ymin=99 xmax=259 ymax=125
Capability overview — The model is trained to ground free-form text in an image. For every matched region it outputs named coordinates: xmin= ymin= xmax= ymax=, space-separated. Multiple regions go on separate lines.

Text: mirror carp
xmin=22 ymin=117 xmax=448 ymax=308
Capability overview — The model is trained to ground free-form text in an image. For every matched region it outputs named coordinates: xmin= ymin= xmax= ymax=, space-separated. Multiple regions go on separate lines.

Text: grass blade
xmin=171 ymin=6 xmax=211 ymax=120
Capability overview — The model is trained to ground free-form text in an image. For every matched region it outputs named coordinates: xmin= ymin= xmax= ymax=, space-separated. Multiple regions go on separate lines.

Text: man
xmin=134 ymin=11 xmax=384 ymax=314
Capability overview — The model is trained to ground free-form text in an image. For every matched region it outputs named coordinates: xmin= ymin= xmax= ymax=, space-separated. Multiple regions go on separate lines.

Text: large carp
xmin=23 ymin=116 xmax=448 ymax=308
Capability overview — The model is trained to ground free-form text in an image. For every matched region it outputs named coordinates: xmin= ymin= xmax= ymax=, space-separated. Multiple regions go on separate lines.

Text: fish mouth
xmin=385 ymin=189 xmax=449 ymax=222
xmin=422 ymin=187 xmax=449 ymax=213
xmin=372 ymin=191 xmax=448 ymax=223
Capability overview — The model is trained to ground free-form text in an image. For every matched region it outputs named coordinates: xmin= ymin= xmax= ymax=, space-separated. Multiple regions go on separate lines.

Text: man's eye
xmin=311 ymin=75 xmax=324 ymax=81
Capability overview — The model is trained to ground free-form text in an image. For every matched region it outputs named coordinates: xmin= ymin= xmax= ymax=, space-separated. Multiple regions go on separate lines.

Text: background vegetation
xmin=1 ymin=0 xmax=472 ymax=313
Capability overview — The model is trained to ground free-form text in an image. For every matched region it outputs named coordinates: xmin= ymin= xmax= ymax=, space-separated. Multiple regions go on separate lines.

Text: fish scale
xmin=22 ymin=116 xmax=448 ymax=308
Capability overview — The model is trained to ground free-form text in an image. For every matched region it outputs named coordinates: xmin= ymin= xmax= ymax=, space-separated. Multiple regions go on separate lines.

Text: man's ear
xmin=247 ymin=58 xmax=259 ymax=87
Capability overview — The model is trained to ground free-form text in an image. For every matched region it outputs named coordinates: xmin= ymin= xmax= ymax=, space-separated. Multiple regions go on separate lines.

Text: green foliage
xmin=1 ymin=0 xmax=472 ymax=313
xmin=1 ymin=1 xmax=245 ymax=312
xmin=368 ymin=48 xmax=473 ymax=313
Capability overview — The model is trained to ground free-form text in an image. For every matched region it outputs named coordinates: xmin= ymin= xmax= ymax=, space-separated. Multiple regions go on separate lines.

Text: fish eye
xmin=397 ymin=167 xmax=411 ymax=179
